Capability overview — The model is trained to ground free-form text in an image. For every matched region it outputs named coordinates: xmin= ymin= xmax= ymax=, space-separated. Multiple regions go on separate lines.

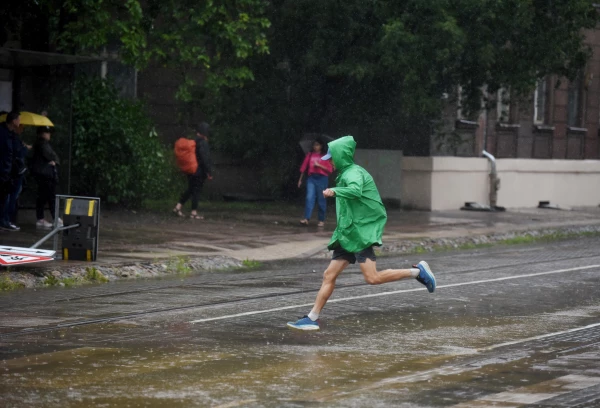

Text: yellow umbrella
xmin=0 ymin=111 xmax=54 ymax=127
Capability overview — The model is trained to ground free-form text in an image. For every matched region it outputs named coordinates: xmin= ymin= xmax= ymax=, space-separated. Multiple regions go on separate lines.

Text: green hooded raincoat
xmin=328 ymin=136 xmax=387 ymax=253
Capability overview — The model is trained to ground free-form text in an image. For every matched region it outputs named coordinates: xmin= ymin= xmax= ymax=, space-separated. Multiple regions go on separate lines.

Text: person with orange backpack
xmin=172 ymin=123 xmax=213 ymax=219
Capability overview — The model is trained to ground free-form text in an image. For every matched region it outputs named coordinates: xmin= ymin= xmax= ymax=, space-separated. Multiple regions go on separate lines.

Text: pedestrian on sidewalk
xmin=0 ymin=111 xmax=19 ymax=231
xmin=3 ymin=123 xmax=31 ymax=230
xmin=287 ymin=136 xmax=436 ymax=331
xmin=173 ymin=122 xmax=213 ymax=220
xmin=32 ymin=126 xmax=61 ymax=229
xmin=298 ymin=138 xmax=333 ymax=227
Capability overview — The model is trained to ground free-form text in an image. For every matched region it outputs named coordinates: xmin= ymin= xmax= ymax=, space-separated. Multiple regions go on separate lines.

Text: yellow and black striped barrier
xmin=62 ymin=197 xmax=100 ymax=262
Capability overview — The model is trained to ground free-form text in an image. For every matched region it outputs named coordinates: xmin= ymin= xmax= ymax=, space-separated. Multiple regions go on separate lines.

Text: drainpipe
xmin=482 ymin=150 xmax=499 ymax=208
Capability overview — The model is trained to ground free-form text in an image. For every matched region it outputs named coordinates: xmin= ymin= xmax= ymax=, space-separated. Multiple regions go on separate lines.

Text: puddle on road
xmin=0 ymin=342 xmax=466 ymax=407
xmin=1 ymin=302 xmax=600 ymax=407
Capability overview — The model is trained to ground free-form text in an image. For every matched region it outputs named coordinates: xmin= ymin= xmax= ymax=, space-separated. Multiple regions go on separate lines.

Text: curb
xmin=2 ymin=223 xmax=600 ymax=291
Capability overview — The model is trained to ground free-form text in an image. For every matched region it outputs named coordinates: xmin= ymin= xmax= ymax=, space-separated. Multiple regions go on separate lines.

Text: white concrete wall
xmin=401 ymin=157 xmax=433 ymax=210
xmin=354 ymin=149 xmax=403 ymax=203
xmin=497 ymin=159 xmax=600 ymax=208
xmin=430 ymin=157 xmax=488 ymax=211
xmin=402 ymin=157 xmax=600 ymax=210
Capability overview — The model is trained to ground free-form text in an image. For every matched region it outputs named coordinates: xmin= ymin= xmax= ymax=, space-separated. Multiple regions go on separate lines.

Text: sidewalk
xmin=2 ymin=204 xmax=600 ymax=265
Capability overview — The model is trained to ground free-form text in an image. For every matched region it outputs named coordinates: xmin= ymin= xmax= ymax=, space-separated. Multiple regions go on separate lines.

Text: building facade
xmin=433 ymin=27 xmax=600 ymax=160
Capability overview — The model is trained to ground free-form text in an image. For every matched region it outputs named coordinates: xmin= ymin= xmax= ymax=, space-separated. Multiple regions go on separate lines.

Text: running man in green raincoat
xmin=287 ymin=136 xmax=436 ymax=331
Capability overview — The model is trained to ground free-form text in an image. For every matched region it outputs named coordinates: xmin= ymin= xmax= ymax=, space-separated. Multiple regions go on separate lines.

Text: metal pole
xmin=483 ymin=107 xmax=489 ymax=152
xmin=31 ymin=224 xmax=80 ymax=250
xmin=67 ymin=78 xmax=74 ymax=195
xmin=482 ymin=150 xmax=499 ymax=208
xmin=96 ymin=199 xmax=100 ymax=260
xmin=53 ymin=195 xmax=60 ymax=252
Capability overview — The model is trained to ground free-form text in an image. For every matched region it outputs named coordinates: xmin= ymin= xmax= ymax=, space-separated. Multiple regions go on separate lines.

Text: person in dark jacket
xmin=172 ymin=122 xmax=213 ymax=219
xmin=0 ymin=111 xmax=19 ymax=231
xmin=3 ymin=124 xmax=30 ymax=230
xmin=32 ymin=126 xmax=61 ymax=229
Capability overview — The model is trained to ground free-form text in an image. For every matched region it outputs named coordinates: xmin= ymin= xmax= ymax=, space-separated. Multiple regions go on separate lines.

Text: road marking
xmin=189 ymin=263 xmax=600 ymax=323
xmin=452 ymin=374 xmax=600 ymax=407
xmin=481 ymin=321 xmax=600 ymax=350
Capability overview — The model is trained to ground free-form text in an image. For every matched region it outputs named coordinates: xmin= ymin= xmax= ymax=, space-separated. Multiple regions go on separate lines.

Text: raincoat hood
xmin=327 ymin=136 xmax=356 ymax=171
xmin=326 ymin=135 xmax=387 ymax=253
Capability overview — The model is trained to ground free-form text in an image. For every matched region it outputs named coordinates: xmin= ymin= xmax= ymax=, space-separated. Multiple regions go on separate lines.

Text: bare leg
xmin=359 ymin=259 xmax=414 ymax=285
xmin=311 ymin=259 xmax=349 ymax=315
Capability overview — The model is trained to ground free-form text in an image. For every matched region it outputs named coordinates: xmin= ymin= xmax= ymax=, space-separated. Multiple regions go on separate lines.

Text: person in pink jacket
xmin=298 ymin=139 xmax=333 ymax=227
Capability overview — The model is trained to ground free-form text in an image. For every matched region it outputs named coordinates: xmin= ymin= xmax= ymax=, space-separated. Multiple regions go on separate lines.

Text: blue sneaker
xmin=415 ymin=261 xmax=436 ymax=293
xmin=286 ymin=315 xmax=320 ymax=331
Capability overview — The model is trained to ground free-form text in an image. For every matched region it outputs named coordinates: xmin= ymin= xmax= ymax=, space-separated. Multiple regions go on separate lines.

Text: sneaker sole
xmin=286 ymin=323 xmax=320 ymax=331
xmin=418 ymin=260 xmax=436 ymax=293
xmin=0 ymin=227 xmax=19 ymax=232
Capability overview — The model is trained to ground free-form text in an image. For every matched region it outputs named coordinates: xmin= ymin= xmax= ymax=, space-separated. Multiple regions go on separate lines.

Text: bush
xmin=70 ymin=77 xmax=170 ymax=206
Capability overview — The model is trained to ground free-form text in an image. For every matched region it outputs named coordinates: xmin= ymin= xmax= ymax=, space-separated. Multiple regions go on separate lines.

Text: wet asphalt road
xmin=1 ymin=237 xmax=600 ymax=407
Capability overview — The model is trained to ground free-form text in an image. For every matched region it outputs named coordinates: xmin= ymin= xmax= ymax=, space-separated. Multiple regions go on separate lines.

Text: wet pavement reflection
xmin=1 ymin=238 xmax=600 ymax=407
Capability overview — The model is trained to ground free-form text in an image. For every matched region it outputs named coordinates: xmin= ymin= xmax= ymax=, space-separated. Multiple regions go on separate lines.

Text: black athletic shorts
xmin=332 ymin=246 xmax=377 ymax=264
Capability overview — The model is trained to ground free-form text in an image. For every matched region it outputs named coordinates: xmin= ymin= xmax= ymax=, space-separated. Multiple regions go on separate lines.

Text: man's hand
xmin=207 ymin=174 xmax=213 ymax=181
xmin=297 ymin=180 xmax=302 ymax=188
xmin=323 ymin=188 xmax=335 ymax=198
xmin=49 ymin=161 xmax=56 ymax=166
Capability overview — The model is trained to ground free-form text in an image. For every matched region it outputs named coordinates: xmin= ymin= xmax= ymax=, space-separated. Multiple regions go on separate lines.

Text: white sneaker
xmin=36 ymin=219 xmax=53 ymax=229
xmin=57 ymin=218 xmax=64 ymax=227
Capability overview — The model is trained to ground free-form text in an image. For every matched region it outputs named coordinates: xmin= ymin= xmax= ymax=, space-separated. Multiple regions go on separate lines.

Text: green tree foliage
xmin=288 ymin=0 xmax=597 ymax=115
xmin=205 ymin=0 xmax=598 ymax=156
xmin=36 ymin=0 xmax=270 ymax=99
xmin=5 ymin=0 xmax=598 ymax=197
xmin=70 ymin=77 xmax=170 ymax=205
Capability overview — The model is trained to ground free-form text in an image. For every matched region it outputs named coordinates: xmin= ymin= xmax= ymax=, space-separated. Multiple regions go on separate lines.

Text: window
xmin=567 ymin=74 xmax=582 ymax=127
xmin=533 ymin=79 xmax=546 ymax=124
xmin=0 ymin=81 xmax=11 ymax=112
xmin=456 ymin=85 xmax=464 ymax=120
xmin=497 ymin=88 xmax=511 ymax=123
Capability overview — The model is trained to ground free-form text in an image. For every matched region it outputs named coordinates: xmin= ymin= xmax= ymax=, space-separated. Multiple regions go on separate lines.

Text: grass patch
xmin=411 ymin=246 xmax=427 ymax=254
xmin=166 ymin=255 xmax=192 ymax=275
xmin=85 ymin=267 xmax=109 ymax=283
xmin=0 ymin=274 xmax=25 ymax=291
xmin=44 ymin=274 xmax=83 ymax=287
xmin=402 ymin=229 xmax=600 ymax=255
xmin=498 ymin=230 xmax=600 ymax=246
xmin=499 ymin=236 xmax=537 ymax=245
xmin=44 ymin=274 xmax=60 ymax=286
xmin=242 ymin=259 xmax=262 ymax=269
xmin=41 ymin=268 xmax=110 ymax=288
xmin=60 ymin=277 xmax=80 ymax=287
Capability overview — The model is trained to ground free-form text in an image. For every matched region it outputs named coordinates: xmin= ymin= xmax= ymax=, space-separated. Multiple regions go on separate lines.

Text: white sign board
xmin=0 ymin=246 xmax=56 ymax=257
xmin=0 ymin=247 xmax=55 ymax=266
xmin=0 ymin=253 xmax=54 ymax=265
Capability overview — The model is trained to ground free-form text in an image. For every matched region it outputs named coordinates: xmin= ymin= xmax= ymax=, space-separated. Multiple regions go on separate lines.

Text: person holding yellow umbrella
xmin=0 ymin=111 xmax=55 ymax=231
xmin=0 ymin=111 xmax=54 ymax=127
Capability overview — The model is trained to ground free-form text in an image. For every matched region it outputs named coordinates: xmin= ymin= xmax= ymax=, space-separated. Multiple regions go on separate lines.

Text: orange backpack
xmin=174 ymin=138 xmax=198 ymax=175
